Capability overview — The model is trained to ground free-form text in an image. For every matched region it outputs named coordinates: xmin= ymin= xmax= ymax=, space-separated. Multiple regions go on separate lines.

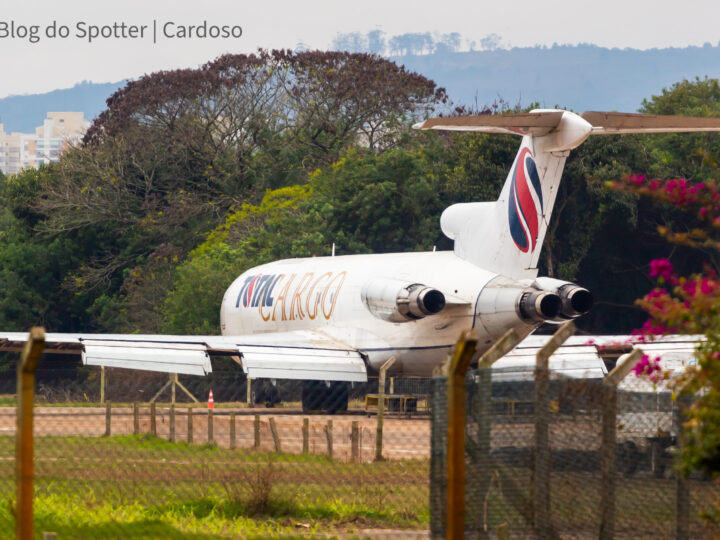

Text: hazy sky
xmin=2 ymin=0 xmax=720 ymax=98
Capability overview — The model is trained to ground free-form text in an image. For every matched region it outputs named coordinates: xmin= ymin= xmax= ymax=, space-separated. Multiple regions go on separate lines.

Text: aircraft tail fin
xmin=415 ymin=110 xmax=720 ymax=279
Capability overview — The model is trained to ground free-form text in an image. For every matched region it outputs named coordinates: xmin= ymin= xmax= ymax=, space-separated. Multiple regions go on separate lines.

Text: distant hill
xmin=395 ymin=43 xmax=720 ymax=112
xmin=2 ymin=43 xmax=720 ymax=134
xmin=0 ymin=81 xmax=125 ymax=133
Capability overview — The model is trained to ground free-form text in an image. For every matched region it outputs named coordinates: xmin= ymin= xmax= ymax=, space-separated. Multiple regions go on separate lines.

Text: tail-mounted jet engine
xmin=532 ymin=277 xmax=594 ymax=320
xmin=361 ymin=278 xmax=446 ymax=322
xmin=475 ymin=276 xmax=566 ymax=337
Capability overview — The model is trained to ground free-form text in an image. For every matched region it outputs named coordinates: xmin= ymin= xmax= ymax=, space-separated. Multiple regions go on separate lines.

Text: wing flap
xmin=82 ymin=342 xmax=212 ymax=376
xmin=239 ymin=345 xmax=367 ymax=382
xmin=0 ymin=329 xmax=367 ymax=382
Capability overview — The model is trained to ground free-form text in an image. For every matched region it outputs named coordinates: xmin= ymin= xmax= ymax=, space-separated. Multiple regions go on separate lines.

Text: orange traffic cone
xmin=208 ymin=389 xmax=215 ymax=409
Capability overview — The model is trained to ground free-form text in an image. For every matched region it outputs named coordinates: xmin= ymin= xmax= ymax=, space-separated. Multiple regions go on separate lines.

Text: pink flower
xmin=701 ymin=279 xmax=715 ymax=295
xmin=632 ymin=354 xmax=662 ymax=377
xmin=649 ymin=259 xmax=674 ymax=281
xmin=628 ymin=174 xmax=646 ymax=185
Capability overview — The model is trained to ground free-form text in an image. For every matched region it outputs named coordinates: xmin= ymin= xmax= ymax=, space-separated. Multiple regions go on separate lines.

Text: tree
xmin=23 ymin=50 xmax=446 ymax=332
xmin=610 ymin=173 xmax=720 ymax=493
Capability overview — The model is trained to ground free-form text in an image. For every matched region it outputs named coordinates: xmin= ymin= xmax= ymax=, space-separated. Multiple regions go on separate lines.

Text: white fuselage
xmin=220 ymin=251 xmax=536 ymax=377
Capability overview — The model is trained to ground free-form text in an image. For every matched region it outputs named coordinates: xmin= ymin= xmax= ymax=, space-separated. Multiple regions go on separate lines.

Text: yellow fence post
xmin=16 ymin=327 xmax=45 ymax=540
xmin=446 ymin=329 xmax=479 ymax=540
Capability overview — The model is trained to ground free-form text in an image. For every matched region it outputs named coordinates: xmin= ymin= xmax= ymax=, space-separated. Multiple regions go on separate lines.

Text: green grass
xmin=0 ymin=435 xmax=429 ymax=538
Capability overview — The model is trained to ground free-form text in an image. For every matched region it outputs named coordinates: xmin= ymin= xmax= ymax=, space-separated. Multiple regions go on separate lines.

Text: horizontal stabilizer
xmin=415 ymin=110 xmax=720 ymax=136
xmin=413 ymin=111 xmax=564 ymax=136
xmin=582 ymin=111 xmax=720 ymax=134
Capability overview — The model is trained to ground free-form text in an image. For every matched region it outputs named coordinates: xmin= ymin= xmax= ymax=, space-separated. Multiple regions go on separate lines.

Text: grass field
xmin=0 ymin=435 xmax=430 ymax=539
xmin=1 ymin=432 xmax=719 ymax=538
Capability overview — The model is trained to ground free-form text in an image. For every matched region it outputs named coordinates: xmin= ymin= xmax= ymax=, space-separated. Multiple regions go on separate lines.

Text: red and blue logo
xmin=508 ymin=147 xmax=543 ymax=253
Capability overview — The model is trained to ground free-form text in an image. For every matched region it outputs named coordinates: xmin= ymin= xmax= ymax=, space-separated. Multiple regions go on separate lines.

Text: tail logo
xmin=508 ymin=148 xmax=543 ymax=253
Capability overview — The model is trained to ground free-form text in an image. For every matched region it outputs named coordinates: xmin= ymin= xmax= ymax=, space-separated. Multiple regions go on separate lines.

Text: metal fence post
xmin=534 ymin=321 xmax=576 ymax=539
xmin=600 ymin=348 xmax=643 ymax=540
xmin=100 ymin=366 xmax=105 ymax=404
xmin=446 ymin=329 xmax=479 ymax=540
xmin=675 ymin=396 xmax=690 ymax=540
xmin=376 ymin=356 xmax=396 ymax=461
xmin=16 ymin=327 xmax=45 ymax=540
xmin=468 ymin=328 xmax=522 ymax=537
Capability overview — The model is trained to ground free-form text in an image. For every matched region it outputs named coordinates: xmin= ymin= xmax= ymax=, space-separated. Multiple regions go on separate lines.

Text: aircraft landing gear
xmin=302 ymin=381 xmax=349 ymax=414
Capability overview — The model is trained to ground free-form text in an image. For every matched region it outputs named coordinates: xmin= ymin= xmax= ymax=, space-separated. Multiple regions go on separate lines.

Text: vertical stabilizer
xmin=421 ymin=110 xmax=592 ymax=279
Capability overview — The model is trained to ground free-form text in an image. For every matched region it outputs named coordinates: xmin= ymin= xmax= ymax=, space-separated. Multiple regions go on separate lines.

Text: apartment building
xmin=0 ymin=112 xmax=89 ymax=175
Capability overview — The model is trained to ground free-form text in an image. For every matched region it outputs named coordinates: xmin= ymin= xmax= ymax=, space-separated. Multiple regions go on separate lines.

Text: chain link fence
xmin=0 ymin=356 xmax=433 ymax=538
xmin=430 ymin=367 xmax=720 ymax=539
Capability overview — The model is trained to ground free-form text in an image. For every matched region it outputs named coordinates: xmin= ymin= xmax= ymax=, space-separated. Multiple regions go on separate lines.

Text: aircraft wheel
xmin=302 ymin=381 xmax=324 ymax=413
xmin=325 ymin=382 xmax=349 ymax=414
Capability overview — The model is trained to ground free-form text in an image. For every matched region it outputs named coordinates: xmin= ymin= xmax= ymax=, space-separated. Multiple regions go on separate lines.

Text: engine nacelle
xmin=533 ymin=277 xmax=594 ymax=319
xmin=474 ymin=276 xmax=563 ymax=338
xmin=361 ymin=278 xmax=446 ymax=322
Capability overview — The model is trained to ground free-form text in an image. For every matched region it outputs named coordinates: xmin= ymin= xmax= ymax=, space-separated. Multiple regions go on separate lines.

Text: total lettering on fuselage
xmin=235 ymin=272 xmax=347 ymax=322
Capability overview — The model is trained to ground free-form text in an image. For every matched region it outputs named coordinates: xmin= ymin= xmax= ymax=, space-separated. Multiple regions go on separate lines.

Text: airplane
xmin=1 ymin=109 xmax=719 ymax=412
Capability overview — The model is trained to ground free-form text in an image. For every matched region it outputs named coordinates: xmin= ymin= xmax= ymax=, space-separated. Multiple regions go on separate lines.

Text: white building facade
xmin=0 ymin=112 xmax=89 ymax=175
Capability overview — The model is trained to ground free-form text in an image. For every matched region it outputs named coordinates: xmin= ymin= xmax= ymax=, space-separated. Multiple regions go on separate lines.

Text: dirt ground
xmin=0 ymin=406 xmax=432 ymax=462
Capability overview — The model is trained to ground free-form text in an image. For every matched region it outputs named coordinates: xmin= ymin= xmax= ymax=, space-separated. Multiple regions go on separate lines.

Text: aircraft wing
xmin=0 ymin=330 xmax=368 ymax=382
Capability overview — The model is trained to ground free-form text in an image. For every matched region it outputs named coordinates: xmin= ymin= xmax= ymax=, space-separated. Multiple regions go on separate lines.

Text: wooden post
xmin=133 ymin=402 xmax=139 ymax=435
xmin=445 ymin=330 xmax=479 ymax=540
xmin=171 ymin=373 xmax=176 ymax=405
xmin=169 ymin=404 xmax=176 ymax=443
xmin=208 ymin=409 xmax=214 ymax=443
xmin=16 ymin=327 xmax=45 ymax=540
xmin=376 ymin=356 xmax=397 ymax=461
xmin=246 ymin=377 xmax=252 ymax=405
xmin=600 ymin=348 xmax=644 ymax=540
xmin=468 ymin=328 xmax=522 ymax=537
xmin=326 ymin=420 xmax=333 ymax=459
xmin=187 ymin=408 xmax=193 ymax=444
xmin=534 ymin=321 xmax=576 ymax=539
xmin=269 ymin=417 xmax=281 ymax=452
xmin=302 ymin=418 xmax=309 ymax=454
xmin=351 ymin=421 xmax=360 ymax=463
xmin=150 ymin=402 xmax=157 ymax=436
xmin=104 ymin=401 xmax=111 ymax=437
xmin=675 ymin=397 xmax=689 ymax=540
xmin=230 ymin=413 xmax=236 ymax=449
xmin=254 ymin=414 xmax=260 ymax=449
xmin=389 ymin=376 xmax=394 ymax=395
xmin=100 ymin=366 xmax=105 ymax=404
